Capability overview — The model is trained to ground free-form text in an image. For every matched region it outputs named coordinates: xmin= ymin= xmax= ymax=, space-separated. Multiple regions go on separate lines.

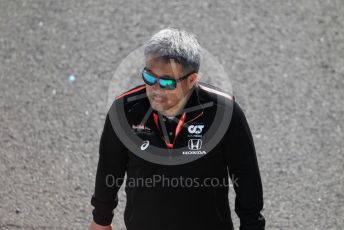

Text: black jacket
xmin=91 ymin=82 xmax=265 ymax=230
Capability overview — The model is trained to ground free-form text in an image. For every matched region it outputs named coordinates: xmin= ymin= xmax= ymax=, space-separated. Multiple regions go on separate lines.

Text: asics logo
xmin=140 ymin=140 xmax=150 ymax=150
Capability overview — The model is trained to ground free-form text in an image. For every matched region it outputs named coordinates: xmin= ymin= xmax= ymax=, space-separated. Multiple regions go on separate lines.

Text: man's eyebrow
xmin=145 ymin=68 xmax=175 ymax=79
xmin=161 ymin=76 xmax=175 ymax=80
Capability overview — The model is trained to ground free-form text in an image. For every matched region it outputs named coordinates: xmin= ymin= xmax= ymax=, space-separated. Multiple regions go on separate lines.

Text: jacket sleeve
xmin=223 ymin=100 xmax=265 ymax=230
xmin=90 ymin=113 xmax=129 ymax=226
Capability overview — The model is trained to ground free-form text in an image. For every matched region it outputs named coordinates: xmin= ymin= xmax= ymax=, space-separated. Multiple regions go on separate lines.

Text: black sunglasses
xmin=142 ymin=67 xmax=195 ymax=90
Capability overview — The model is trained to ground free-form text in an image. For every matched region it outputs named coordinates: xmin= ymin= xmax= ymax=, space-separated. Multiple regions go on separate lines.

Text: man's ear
xmin=188 ymin=73 xmax=198 ymax=89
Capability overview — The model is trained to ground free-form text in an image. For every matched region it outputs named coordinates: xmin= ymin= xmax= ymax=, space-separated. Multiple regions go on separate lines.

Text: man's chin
xmin=151 ymin=102 xmax=167 ymax=113
xmin=151 ymin=104 xmax=164 ymax=112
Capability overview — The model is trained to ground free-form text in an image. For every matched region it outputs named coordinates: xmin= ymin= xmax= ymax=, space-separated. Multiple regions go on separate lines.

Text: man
xmin=89 ymin=28 xmax=265 ymax=230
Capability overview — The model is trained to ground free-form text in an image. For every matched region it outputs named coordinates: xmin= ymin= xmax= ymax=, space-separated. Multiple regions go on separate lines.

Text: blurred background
xmin=0 ymin=0 xmax=343 ymax=229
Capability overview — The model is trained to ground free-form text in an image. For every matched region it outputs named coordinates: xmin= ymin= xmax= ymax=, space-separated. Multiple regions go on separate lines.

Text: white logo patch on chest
xmin=187 ymin=125 xmax=204 ymax=134
xmin=140 ymin=140 xmax=150 ymax=150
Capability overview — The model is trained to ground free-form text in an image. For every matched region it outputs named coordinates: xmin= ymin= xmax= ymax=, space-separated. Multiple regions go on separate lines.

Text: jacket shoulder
xmin=197 ymin=82 xmax=235 ymax=107
xmin=115 ymin=84 xmax=146 ymax=101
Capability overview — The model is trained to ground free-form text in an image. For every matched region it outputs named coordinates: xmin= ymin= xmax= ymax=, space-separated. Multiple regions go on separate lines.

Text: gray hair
xmin=144 ymin=28 xmax=201 ymax=74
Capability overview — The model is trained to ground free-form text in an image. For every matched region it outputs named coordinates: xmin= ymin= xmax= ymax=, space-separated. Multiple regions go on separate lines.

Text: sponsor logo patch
xmin=188 ymin=139 xmax=202 ymax=150
xmin=187 ymin=125 xmax=204 ymax=134
xmin=182 ymin=150 xmax=207 ymax=155
xmin=182 ymin=139 xmax=206 ymax=155
xmin=132 ymin=124 xmax=152 ymax=133
xmin=140 ymin=140 xmax=150 ymax=150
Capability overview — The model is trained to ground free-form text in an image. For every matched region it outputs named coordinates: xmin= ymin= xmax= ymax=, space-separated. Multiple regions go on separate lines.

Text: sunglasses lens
xmin=142 ymin=72 xmax=156 ymax=85
xmin=159 ymin=79 xmax=176 ymax=90
xmin=142 ymin=70 xmax=177 ymax=90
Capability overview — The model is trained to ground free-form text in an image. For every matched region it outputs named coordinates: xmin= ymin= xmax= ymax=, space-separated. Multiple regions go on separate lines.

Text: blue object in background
xmin=68 ymin=74 xmax=76 ymax=82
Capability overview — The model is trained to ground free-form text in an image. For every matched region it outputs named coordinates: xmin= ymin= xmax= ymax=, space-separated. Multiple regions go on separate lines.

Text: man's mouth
xmin=152 ymin=96 xmax=163 ymax=102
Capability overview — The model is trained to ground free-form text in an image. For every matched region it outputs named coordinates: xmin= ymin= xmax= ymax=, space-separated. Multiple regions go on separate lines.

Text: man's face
xmin=145 ymin=56 xmax=197 ymax=113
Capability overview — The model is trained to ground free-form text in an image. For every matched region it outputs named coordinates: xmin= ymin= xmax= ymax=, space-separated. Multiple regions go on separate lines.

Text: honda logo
xmin=188 ymin=139 xmax=202 ymax=150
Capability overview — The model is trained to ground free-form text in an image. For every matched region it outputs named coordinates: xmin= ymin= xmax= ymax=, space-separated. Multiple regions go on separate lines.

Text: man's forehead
xmin=145 ymin=56 xmax=183 ymax=78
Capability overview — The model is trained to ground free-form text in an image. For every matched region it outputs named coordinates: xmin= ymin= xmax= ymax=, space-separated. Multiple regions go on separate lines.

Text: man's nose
xmin=152 ymin=81 xmax=161 ymax=90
